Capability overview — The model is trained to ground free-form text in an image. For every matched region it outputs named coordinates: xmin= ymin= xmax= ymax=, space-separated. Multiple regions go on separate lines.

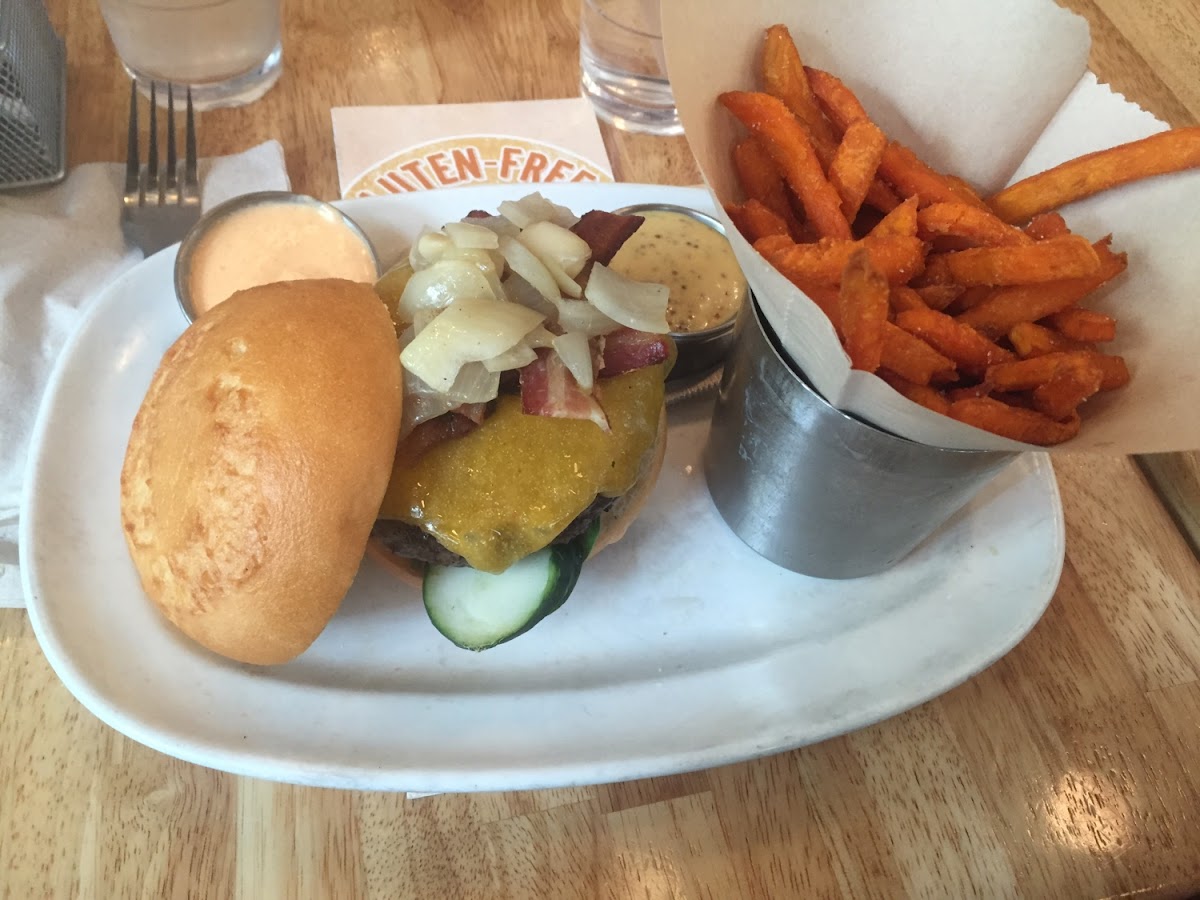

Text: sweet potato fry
xmin=917 ymin=202 xmax=1030 ymax=247
xmin=879 ymin=321 xmax=957 ymax=385
xmin=732 ymin=137 xmax=804 ymax=237
xmin=983 ymin=351 xmax=1097 ymax=391
xmin=915 ymin=284 xmax=963 ymax=311
xmin=805 ymin=67 xmax=984 ymax=210
xmin=879 ymin=142 xmax=988 ymax=209
xmin=1008 ymin=322 xmax=1086 ymax=357
xmin=720 ymin=91 xmax=852 ymax=239
xmin=838 ymin=249 xmax=889 ymax=371
xmin=804 ymin=66 xmax=868 ymax=130
xmin=1090 ymin=353 xmax=1131 ymax=391
xmin=755 ymin=233 xmax=926 ymax=288
xmin=922 ymin=234 xmax=1100 ymax=287
xmin=1023 ymin=212 xmax=1069 ymax=240
xmin=725 ymin=199 xmax=791 ymax=243
xmin=894 ymin=306 xmax=1013 ymax=375
xmin=869 ymin=195 xmax=918 ymax=237
xmin=761 ymin=25 xmax=839 ymax=149
xmin=949 ymin=396 xmax=1081 ymax=445
xmin=877 ymin=370 xmax=952 ymax=415
xmin=1005 ymin=325 xmax=1129 ymax=390
xmin=1046 ymin=307 xmax=1117 ymax=342
xmin=946 ymin=383 xmax=993 ymax=402
xmin=1031 ymin=356 xmax=1104 ymax=420
xmin=989 ymin=127 xmax=1200 ymax=223
xmin=829 ymin=119 xmax=888 ymax=222
xmin=956 ymin=237 xmax=1126 ymax=337
xmin=889 ymin=285 xmax=928 ymax=315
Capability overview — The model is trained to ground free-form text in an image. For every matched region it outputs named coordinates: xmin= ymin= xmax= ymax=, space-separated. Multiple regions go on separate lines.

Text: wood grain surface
xmin=3 ymin=0 xmax=1199 ymax=897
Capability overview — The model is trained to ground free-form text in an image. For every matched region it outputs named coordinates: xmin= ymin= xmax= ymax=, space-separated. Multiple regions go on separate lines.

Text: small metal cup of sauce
xmin=610 ymin=203 xmax=748 ymax=381
xmin=174 ymin=191 xmax=381 ymax=324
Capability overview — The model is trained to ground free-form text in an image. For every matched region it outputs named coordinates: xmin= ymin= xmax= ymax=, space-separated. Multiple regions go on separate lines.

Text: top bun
xmin=120 ymin=279 xmax=402 ymax=665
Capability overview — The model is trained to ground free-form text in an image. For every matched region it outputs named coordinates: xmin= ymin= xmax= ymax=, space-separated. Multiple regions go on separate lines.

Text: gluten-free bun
xmin=120 ymin=279 xmax=402 ymax=665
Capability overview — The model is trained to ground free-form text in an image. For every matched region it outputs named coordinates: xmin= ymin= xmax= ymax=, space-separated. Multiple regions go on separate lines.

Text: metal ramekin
xmin=612 ymin=202 xmax=746 ymax=381
xmin=173 ymin=191 xmax=381 ymax=324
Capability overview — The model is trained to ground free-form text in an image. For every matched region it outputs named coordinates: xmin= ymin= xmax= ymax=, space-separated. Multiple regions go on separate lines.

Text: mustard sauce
xmin=609 ymin=210 xmax=747 ymax=333
xmin=377 ymin=365 xmax=666 ymax=573
xmin=188 ymin=203 xmax=378 ymax=315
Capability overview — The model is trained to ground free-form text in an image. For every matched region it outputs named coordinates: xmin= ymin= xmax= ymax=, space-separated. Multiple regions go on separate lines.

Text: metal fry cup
xmin=703 ymin=299 xmax=1018 ymax=579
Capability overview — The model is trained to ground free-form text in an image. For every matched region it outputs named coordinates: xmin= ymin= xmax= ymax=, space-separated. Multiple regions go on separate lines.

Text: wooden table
xmin=3 ymin=0 xmax=1198 ymax=896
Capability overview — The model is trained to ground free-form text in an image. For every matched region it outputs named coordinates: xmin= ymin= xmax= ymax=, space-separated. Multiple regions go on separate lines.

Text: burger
xmin=368 ymin=194 xmax=674 ymax=650
xmin=119 ymin=194 xmax=672 ymax=664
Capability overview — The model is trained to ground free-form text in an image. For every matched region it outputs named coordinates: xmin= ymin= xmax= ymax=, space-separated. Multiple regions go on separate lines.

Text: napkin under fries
xmin=662 ymin=0 xmax=1200 ymax=453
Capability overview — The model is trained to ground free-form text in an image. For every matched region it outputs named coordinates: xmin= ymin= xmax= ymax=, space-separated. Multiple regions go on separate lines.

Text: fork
xmin=121 ymin=80 xmax=202 ymax=256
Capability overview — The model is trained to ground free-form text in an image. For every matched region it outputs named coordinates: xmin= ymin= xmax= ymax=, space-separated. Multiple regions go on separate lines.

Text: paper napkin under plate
xmin=0 ymin=140 xmax=291 ymax=607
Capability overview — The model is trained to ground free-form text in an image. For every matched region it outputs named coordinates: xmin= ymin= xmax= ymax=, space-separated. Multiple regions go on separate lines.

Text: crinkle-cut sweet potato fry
xmin=917 ymin=202 xmax=1031 ymax=247
xmin=879 ymin=321 xmax=957 ymax=385
xmin=1047 ymin=307 xmax=1117 ymax=343
xmin=761 ymin=24 xmax=840 ymax=150
xmin=922 ymin=234 xmax=1101 ymax=287
xmin=957 ymin=237 xmax=1127 ymax=337
xmin=869 ymin=195 xmax=919 ymax=237
xmin=720 ymin=91 xmax=852 ymax=240
xmin=877 ymin=370 xmax=952 ymax=415
xmin=1031 ymin=356 xmax=1104 ymax=420
xmin=726 ymin=199 xmax=792 ymax=243
xmin=988 ymin=127 xmax=1200 ymax=223
xmin=754 ymin=232 xmax=926 ymax=288
xmin=838 ymin=248 xmax=889 ymax=371
xmin=894 ymin=306 xmax=1013 ymax=376
xmin=732 ymin=137 xmax=805 ymax=239
xmin=1024 ymin=211 xmax=1070 ymax=240
xmin=829 ymin=119 xmax=888 ymax=222
xmin=949 ymin=396 xmax=1082 ymax=446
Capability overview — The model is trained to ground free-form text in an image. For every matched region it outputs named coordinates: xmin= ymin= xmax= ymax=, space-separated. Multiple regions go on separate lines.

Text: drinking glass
xmin=580 ymin=0 xmax=681 ymax=136
xmin=97 ymin=0 xmax=282 ymax=110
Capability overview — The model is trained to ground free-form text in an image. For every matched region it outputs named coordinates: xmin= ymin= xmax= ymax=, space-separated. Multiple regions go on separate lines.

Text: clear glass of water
xmin=97 ymin=0 xmax=282 ymax=110
xmin=580 ymin=0 xmax=682 ymax=136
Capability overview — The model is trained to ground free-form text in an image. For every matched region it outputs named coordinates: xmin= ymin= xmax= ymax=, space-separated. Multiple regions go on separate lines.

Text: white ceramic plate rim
xmin=20 ymin=183 xmax=1064 ymax=792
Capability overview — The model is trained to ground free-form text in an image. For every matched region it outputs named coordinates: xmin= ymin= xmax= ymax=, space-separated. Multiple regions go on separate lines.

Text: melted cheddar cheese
xmin=378 ymin=364 xmax=665 ymax=573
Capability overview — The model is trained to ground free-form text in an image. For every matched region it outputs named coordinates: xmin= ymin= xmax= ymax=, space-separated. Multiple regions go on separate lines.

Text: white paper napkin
xmin=0 ymin=140 xmax=290 ymax=607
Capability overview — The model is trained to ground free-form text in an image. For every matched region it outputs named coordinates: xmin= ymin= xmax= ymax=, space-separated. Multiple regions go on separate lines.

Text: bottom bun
xmin=366 ymin=409 xmax=667 ymax=589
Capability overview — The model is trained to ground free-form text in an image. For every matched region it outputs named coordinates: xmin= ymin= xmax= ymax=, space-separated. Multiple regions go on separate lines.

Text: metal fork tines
xmin=121 ymin=81 xmax=201 ymax=256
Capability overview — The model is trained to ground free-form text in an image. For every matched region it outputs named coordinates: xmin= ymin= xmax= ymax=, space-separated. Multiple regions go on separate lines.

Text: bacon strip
xmin=598 ymin=327 xmax=671 ymax=376
xmin=520 ymin=349 xmax=609 ymax=431
xmin=571 ymin=210 xmax=645 ymax=283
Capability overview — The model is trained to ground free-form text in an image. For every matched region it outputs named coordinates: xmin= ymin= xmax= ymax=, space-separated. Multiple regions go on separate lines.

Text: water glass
xmin=580 ymin=0 xmax=681 ymax=136
xmin=97 ymin=0 xmax=282 ymax=110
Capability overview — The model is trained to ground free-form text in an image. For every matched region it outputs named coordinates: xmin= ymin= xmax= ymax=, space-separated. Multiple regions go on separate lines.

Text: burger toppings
xmin=386 ymin=192 xmax=672 ymax=440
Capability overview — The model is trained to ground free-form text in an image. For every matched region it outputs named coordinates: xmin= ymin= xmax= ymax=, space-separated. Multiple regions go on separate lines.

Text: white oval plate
xmin=20 ymin=184 xmax=1063 ymax=792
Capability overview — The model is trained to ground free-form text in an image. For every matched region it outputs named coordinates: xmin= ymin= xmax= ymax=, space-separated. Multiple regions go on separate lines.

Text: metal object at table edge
xmin=0 ymin=0 xmax=68 ymax=191
xmin=173 ymin=190 xmax=382 ymax=324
